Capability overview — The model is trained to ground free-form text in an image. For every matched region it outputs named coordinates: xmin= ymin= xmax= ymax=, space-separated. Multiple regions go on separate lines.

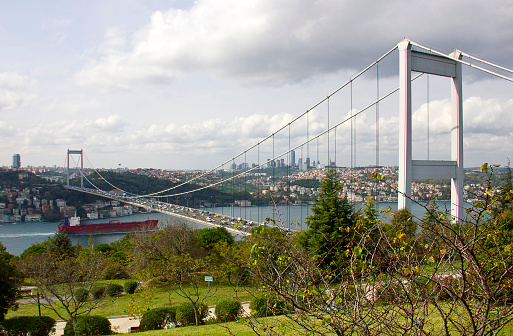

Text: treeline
xmin=291 ymin=178 xmax=320 ymax=188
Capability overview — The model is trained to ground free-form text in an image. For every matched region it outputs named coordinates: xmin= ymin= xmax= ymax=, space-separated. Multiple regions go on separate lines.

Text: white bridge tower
xmin=398 ymin=39 xmax=463 ymax=221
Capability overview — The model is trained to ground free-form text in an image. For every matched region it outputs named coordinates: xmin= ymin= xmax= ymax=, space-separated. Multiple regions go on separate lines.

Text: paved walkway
xmin=51 ymin=302 xmax=251 ymax=335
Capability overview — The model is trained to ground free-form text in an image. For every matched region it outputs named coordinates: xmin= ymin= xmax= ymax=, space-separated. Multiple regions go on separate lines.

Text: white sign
xmin=204 ymin=276 xmax=214 ymax=282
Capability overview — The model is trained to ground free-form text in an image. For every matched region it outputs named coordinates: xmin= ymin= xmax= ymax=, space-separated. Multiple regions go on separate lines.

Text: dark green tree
xmin=46 ymin=232 xmax=75 ymax=260
xmin=300 ymin=169 xmax=355 ymax=268
xmin=197 ymin=227 xmax=234 ymax=250
xmin=20 ymin=241 xmax=48 ymax=259
xmin=0 ymin=242 xmax=22 ymax=320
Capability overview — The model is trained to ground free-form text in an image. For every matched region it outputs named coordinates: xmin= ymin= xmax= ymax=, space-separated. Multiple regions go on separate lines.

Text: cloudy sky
xmin=1 ymin=0 xmax=512 ymax=170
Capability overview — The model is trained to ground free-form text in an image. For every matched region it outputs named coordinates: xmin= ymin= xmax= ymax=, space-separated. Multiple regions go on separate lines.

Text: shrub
xmin=0 ymin=316 xmax=55 ymax=336
xmin=105 ymin=283 xmax=123 ymax=297
xmin=250 ymin=293 xmax=285 ymax=317
xmin=92 ymin=287 xmax=106 ymax=300
xmin=140 ymin=307 xmax=177 ymax=331
xmin=102 ymin=264 xmax=129 ymax=280
xmin=74 ymin=289 xmax=89 ymax=303
xmin=63 ymin=316 xmax=110 ymax=336
xmin=215 ymin=299 xmax=241 ymax=322
xmin=175 ymin=302 xmax=208 ymax=326
xmin=123 ymin=280 xmax=138 ymax=295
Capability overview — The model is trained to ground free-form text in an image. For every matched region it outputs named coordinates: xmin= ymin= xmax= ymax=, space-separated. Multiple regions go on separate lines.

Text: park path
xmin=51 ymin=302 xmax=251 ymax=335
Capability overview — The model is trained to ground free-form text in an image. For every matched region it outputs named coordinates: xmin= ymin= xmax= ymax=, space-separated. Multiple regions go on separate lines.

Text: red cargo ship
xmin=58 ymin=216 xmax=158 ymax=234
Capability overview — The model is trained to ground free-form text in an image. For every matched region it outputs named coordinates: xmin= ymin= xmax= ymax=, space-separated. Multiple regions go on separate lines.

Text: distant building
xmin=291 ymin=150 xmax=296 ymax=167
xmin=12 ymin=154 xmax=20 ymax=169
xmin=235 ymin=200 xmax=252 ymax=207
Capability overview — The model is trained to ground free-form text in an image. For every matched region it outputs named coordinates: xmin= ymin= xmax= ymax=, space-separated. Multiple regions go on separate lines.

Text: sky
xmin=0 ymin=0 xmax=512 ymax=170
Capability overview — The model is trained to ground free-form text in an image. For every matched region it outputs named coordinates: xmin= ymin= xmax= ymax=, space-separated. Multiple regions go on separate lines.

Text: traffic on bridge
xmin=64 ymin=185 xmax=276 ymax=236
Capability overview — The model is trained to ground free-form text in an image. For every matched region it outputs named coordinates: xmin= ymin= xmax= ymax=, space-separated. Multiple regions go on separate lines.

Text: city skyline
xmin=1 ymin=1 xmax=512 ymax=170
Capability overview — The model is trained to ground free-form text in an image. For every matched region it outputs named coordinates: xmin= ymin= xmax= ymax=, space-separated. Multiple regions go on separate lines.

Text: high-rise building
xmin=12 ymin=154 xmax=21 ymax=169
xmin=291 ymin=150 xmax=296 ymax=167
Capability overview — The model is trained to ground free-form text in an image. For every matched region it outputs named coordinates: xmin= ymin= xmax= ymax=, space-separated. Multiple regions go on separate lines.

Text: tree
xmin=299 ymin=168 xmax=356 ymax=269
xmin=46 ymin=231 xmax=75 ymax=259
xmin=0 ymin=242 xmax=22 ymax=321
xmin=197 ymin=227 xmax=234 ymax=250
xmin=19 ymin=236 xmax=110 ymax=336
xmin=130 ymin=221 xmax=215 ymax=326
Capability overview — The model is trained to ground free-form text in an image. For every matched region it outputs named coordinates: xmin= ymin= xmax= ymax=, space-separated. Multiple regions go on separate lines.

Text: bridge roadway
xmin=65 ymin=186 xmax=253 ymax=236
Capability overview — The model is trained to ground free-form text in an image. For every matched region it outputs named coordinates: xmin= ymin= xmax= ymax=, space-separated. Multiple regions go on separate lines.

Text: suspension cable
xmin=121 ymin=45 xmax=400 ymax=198
xmin=82 ymin=46 xmax=403 ymax=199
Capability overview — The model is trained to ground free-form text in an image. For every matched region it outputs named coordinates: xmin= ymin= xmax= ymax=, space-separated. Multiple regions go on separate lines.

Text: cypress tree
xmin=301 ymin=169 xmax=355 ymax=269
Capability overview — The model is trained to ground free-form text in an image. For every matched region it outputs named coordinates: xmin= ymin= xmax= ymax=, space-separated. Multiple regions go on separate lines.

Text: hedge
xmin=63 ymin=316 xmax=111 ymax=336
xmin=105 ymin=283 xmax=123 ymax=297
xmin=123 ymin=280 xmax=138 ymax=295
xmin=215 ymin=299 xmax=241 ymax=322
xmin=140 ymin=307 xmax=177 ymax=331
xmin=0 ymin=316 xmax=55 ymax=336
xmin=175 ymin=302 xmax=208 ymax=326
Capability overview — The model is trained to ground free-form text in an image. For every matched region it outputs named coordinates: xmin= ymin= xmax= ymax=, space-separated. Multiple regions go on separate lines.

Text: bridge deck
xmin=65 ymin=186 xmax=261 ymax=236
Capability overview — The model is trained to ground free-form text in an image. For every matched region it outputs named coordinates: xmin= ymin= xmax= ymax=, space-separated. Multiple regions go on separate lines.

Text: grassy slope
xmin=8 ymin=281 xmax=253 ymax=320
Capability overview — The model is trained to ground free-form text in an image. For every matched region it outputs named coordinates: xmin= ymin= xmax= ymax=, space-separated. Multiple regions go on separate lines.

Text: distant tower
xmin=12 ymin=154 xmax=21 ymax=169
xmin=305 ymin=157 xmax=311 ymax=168
xmin=291 ymin=150 xmax=296 ymax=167
xmin=67 ymin=149 xmax=84 ymax=188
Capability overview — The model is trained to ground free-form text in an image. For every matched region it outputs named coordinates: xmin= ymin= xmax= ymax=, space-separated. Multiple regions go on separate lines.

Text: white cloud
xmin=95 ymin=115 xmax=127 ymax=131
xmin=0 ymin=72 xmax=34 ymax=111
xmin=75 ymin=0 xmax=513 ymax=89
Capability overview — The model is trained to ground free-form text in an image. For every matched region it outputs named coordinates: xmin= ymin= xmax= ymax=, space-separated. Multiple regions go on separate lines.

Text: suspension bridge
xmin=64 ymin=39 xmax=513 ymax=235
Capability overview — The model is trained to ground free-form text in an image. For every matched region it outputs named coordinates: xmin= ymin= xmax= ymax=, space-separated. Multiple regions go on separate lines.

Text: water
xmin=201 ymin=201 xmax=452 ymax=228
xmin=0 ymin=212 xmax=220 ymax=256
xmin=0 ymin=202 xmax=451 ymax=256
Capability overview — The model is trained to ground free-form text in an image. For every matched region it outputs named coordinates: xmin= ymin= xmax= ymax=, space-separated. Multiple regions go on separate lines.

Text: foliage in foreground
xmin=227 ymin=166 xmax=513 ymax=336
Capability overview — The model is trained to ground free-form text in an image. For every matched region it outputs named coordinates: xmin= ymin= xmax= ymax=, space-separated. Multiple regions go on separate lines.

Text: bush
xmin=63 ymin=316 xmax=111 ymax=336
xmin=140 ymin=307 xmax=177 ymax=331
xmin=175 ymin=302 xmax=208 ymax=326
xmin=74 ymin=289 xmax=89 ymax=303
xmin=0 ymin=316 xmax=55 ymax=336
xmin=91 ymin=287 xmax=106 ymax=300
xmin=102 ymin=264 xmax=129 ymax=280
xmin=105 ymin=283 xmax=123 ymax=297
xmin=123 ymin=280 xmax=138 ymax=295
xmin=215 ymin=299 xmax=241 ymax=322
xmin=250 ymin=293 xmax=285 ymax=317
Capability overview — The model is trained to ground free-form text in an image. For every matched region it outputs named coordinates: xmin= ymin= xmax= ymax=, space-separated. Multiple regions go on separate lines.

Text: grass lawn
xmin=8 ymin=281 xmax=254 ymax=320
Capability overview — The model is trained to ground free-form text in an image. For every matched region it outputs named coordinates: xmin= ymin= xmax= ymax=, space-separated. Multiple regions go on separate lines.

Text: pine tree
xmin=301 ymin=169 xmax=355 ymax=269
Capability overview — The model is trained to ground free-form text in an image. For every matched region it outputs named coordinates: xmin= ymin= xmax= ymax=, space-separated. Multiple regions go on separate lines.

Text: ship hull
xmin=58 ymin=219 xmax=158 ymax=235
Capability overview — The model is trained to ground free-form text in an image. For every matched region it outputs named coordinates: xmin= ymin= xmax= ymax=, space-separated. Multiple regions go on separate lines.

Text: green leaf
xmin=354 ymin=246 xmax=363 ymax=257
xmin=380 ymin=206 xmax=392 ymax=213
